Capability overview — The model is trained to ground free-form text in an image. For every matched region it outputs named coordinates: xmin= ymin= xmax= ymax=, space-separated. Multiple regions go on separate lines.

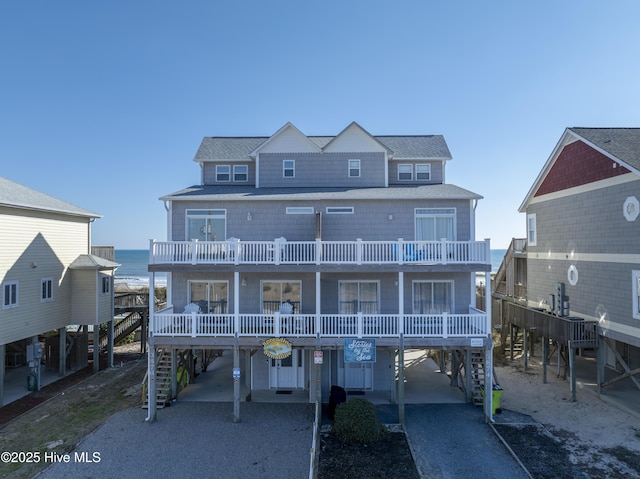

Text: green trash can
xmin=481 ymin=385 xmax=503 ymax=415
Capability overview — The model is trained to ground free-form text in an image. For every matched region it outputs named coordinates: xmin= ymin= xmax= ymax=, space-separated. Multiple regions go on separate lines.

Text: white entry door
xmin=269 ymin=350 xmax=301 ymax=389
xmin=344 ymin=362 xmax=373 ymax=390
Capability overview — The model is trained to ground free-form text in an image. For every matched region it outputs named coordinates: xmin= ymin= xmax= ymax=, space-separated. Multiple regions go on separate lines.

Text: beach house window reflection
xmin=186 ymin=210 xmax=226 ymax=242
xmin=398 ymin=164 xmax=413 ymax=181
xmin=216 ymin=165 xmax=230 ymax=182
xmin=262 ymin=280 xmax=301 ymax=313
xmin=283 ymin=160 xmax=295 ymax=178
xmin=189 ymin=281 xmax=228 ymax=314
xmin=415 ymin=164 xmax=431 ymax=181
xmin=233 ymin=165 xmax=248 ymax=182
xmin=339 ymin=281 xmax=379 ymax=314
xmin=415 ymin=208 xmax=455 ymax=241
xmin=413 ymin=281 xmax=453 ymax=314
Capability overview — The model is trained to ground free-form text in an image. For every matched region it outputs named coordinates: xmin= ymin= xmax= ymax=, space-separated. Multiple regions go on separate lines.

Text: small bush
xmin=332 ymin=398 xmax=387 ymax=443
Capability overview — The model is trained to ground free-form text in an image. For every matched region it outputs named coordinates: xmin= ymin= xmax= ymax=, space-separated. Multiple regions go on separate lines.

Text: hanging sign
xmin=344 ymin=338 xmax=376 ymax=363
xmin=314 ymin=350 xmax=323 ymax=364
xmin=263 ymin=338 xmax=292 ymax=359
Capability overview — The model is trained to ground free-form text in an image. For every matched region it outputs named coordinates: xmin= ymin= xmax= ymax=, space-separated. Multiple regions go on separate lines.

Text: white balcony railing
xmin=151 ymin=312 xmax=489 ymax=339
xmin=149 ymin=238 xmax=491 ymax=266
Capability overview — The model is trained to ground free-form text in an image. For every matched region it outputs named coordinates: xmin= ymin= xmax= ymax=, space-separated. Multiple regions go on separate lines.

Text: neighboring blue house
xmin=147 ymin=122 xmax=493 ymax=421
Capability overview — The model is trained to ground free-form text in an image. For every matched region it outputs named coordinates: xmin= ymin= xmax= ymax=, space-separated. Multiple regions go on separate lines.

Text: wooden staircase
xmin=99 ymin=312 xmax=143 ymax=349
xmin=142 ymin=349 xmax=172 ymax=409
xmin=470 ymin=350 xmax=485 ymax=405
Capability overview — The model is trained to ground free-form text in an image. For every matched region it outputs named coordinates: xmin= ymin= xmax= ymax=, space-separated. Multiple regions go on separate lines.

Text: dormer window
xmin=398 ymin=164 xmax=413 ymax=181
xmin=283 ymin=160 xmax=295 ymax=178
xmin=234 ymin=165 xmax=248 ymax=182
xmin=348 ymin=159 xmax=361 ymax=177
xmin=216 ymin=165 xmax=230 ymax=182
xmin=416 ymin=164 xmax=431 ymax=181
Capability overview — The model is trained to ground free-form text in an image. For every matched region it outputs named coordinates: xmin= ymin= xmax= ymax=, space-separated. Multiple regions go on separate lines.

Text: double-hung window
xmin=216 ymin=165 xmax=230 ymax=182
xmin=3 ymin=281 xmax=18 ymax=309
xmin=102 ymin=276 xmax=111 ymax=294
xmin=416 ymin=164 xmax=431 ymax=180
xmin=339 ymin=281 xmax=379 ymax=314
xmin=233 ymin=165 xmax=248 ymax=182
xmin=283 ymin=160 xmax=295 ymax=178
xmin=348 ymin=159 xmax=361 ymax=177
xmin=398 ymin=164 xmax=413 ymax=181
xmin=415 ymin=208 xmax=456 ymax=241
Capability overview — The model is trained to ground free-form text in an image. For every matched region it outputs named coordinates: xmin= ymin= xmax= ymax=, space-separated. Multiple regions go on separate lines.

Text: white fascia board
xmin=249 ymin=122 xmax=321 ymax=157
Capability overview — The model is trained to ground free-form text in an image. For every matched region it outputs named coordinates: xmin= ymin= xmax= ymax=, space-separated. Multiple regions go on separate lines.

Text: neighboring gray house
xmin=0 ymin=176 xmax=118 ymax=404
xmin=517 ymin=128 xmax=640 ymax=393
xmin=147 ymin=122 xmax=493 ymax=421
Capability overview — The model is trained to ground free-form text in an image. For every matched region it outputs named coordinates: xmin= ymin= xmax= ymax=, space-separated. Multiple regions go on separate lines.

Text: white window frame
xmin=188 ymin=280 xmax=229 ymax=314
xmin=633 ymin=271 xmax=640 ymax=320
xmin=398 ymin=164 xmax=413 ymax=181
xmin=102 ymin=276 xmax=111 ymax=294
xmin=283 ymin=160 xmax=295 ymax=178
xmin=412 ymin=280 xmax=454 ymax=314
xmin=216 ymin=165 xmax=230 ymax=182
xmin=3 ymin=281 xmax=18 ymax=309
xmin=233 ymin=165 xmax=248 ymax=182
xmin=185 ymin=209 xmax=227 ymax=241
xmin=261 ymin=280 xmax=302 ymax=314
xmin=326 ymin=207 xmax=354 ymax=214
xmin=286 ymin=207 xmax=314 ymax=215
xmin=41 ymin=278 xmax=53 ymax=302
xmin=415 ymin=164 xmax=431 ymax=181
xmin=348 ymin=159 xmax=361 ymax=178
xmin=527 ymin=213 xmax=537 ymax=246
xmin=415 ymin=208 xmax=456 ymax=241
xmin=338 ymin=280 xmax=380 ymax=314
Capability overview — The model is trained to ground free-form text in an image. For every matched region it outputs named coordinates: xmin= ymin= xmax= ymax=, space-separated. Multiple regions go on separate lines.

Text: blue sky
xmin=2 ymin=1 xmax=639 ymax=249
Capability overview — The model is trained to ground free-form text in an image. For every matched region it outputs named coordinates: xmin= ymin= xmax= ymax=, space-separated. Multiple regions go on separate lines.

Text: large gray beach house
xmin=147 ymin=122 xmax=493 ymax=421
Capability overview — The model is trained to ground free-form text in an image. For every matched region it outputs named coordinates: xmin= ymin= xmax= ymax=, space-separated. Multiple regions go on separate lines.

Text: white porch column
xmin=315 ymin=271 xmax=322 ymax=404
xmin=233 ymin=272 xmax=240 ymax=423
xmin=398 ymin=271 xmax=405 ymax=425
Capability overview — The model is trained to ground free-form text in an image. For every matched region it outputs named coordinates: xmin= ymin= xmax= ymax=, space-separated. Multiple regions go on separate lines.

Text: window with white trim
xmin=348 ymin=159 xmax=361 ymax=177
xmin=633 ymin=271 xmax=640 ymax=320
xmin=102 ymin=276 xmax=111 ymax=294
xmin=233 ymin=165 xmax=248 ymax=182
xmin=283 ymin=160 xmax=295 ymax=178
xmin=416 ymin=164 xmax=431 ymax=180
xmin=286 ymin=207 xmax=314 ymax=214
xmin=398 ymin=164 xmax=413 ymax=181
xmin=186 ymin=209 xmax=226 ymax=241
xmin=189 ymin=280 xmax=228 ymax=314
xmin=262 ymin=280 xmax=301 ymax=314
xmin=216 ymin=165 xmax=230 ymax=182
xmin=413 ymin=280 xmax=453 ymax=314
xmin=527 ymin=213 xmax=537 ymax=246
xmin=3 ymin=281 xmax=18 ymax=309
xmin=41 ymin=278 xmax=53 ymax=302
xmin=326 ymin=207 xmax=354 ymax=214
xmin=339 ymin=281 xmax=379 ymax=314
xmin=415 ymin=208 xmax=456 ymax=241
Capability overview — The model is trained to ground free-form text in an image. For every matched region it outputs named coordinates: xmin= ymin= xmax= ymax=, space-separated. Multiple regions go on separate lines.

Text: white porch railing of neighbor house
xmin=151 ymin=311 xmax=489 ymax=339
xmin=149 ymin=238 xmax=491 ymax=266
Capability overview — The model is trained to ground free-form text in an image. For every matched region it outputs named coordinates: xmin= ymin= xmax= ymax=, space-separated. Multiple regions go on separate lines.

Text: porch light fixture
xmin=388 ymin=214 xmax=393 ymax=221
xmin=247 ymin=212 xmax=253 ymax=221
xmin=242 ymin=278 xmax=247 ymax=287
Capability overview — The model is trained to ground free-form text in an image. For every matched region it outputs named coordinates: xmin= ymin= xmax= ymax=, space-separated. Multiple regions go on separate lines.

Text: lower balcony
xmin=151 ymin=309 xmax=489 ymax=341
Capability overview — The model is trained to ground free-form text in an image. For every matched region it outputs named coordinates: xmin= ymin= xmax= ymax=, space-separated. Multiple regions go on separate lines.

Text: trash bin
xmin=481 ymin=385 xmax=503 ymax=415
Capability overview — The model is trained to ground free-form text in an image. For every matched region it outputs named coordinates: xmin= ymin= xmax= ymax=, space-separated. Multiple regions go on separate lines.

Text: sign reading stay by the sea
xmin=344 ymin=338 xmax=376 ymax=363
xmin=263 ymin=338 xmax=292 ymax=359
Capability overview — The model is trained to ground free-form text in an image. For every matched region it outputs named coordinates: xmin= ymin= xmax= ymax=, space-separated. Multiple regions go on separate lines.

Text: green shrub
xmin=332 ymin=398 xmax=387 ymax=443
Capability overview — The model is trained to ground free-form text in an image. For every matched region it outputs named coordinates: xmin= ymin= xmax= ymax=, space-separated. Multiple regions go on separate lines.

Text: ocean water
xmin=115 ymin=248 xmax=507 ymax=288
xmin=114 ymin=250 xmax=166 ymax=288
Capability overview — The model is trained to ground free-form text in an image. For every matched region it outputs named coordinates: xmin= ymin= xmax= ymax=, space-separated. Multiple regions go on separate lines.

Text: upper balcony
xmin=149 ymin=238 xmax=491 ymax=269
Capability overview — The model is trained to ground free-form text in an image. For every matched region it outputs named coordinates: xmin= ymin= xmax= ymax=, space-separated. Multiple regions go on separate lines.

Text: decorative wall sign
xmin=344 ymin=338 xmax=376 ymax=363
xmin=263 ymin=338 xmax=292 ymax=359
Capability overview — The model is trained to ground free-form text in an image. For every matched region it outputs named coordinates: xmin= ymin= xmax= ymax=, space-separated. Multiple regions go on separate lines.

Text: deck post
xmin=58 ymin=327 xmax=66 ymax=377
xmin=146 ymin=270 xmax=157 ymax=423
xmin=523 ymin=329 xmax=528 ymax=370
xmin=0 ymin=344 xmax=4 ymax=406
xmin=569 ymin=341 xmax=576 ymax=402
xmin=171 ymin=348 xmax=178 ymax=400
xmin=398 ymin=336 xmax=405 ymax=425
xmin=542 ymin=336 xmax=548 ymax=383
xmin=233 ymin=272 xmax=241 ymax=423
xmin=92 ymin=327 xmax=100 ymax=374
xmin=596 ymin=336 xmax=605 ymax=395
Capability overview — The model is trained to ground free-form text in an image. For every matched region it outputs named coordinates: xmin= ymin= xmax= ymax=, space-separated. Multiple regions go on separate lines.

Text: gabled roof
xmin=0 ymin=176 xmax=100 ymax=218
xmin=322 ymin=122 xmax=391 ymax=154
xmin=160 ymin=184 xmax=481 ymax=202
xmin=193 ymin=122 xmax=451 ymax=161
xmin=249 ymin=122 xmax=322 ymax=156
xmin=519 ymin=128 xmax=640 ymax=212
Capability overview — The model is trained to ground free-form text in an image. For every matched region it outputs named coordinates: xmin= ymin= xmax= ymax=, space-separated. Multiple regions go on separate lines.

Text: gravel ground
xmin=35 ymin=402 xmax=314 ymax=479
